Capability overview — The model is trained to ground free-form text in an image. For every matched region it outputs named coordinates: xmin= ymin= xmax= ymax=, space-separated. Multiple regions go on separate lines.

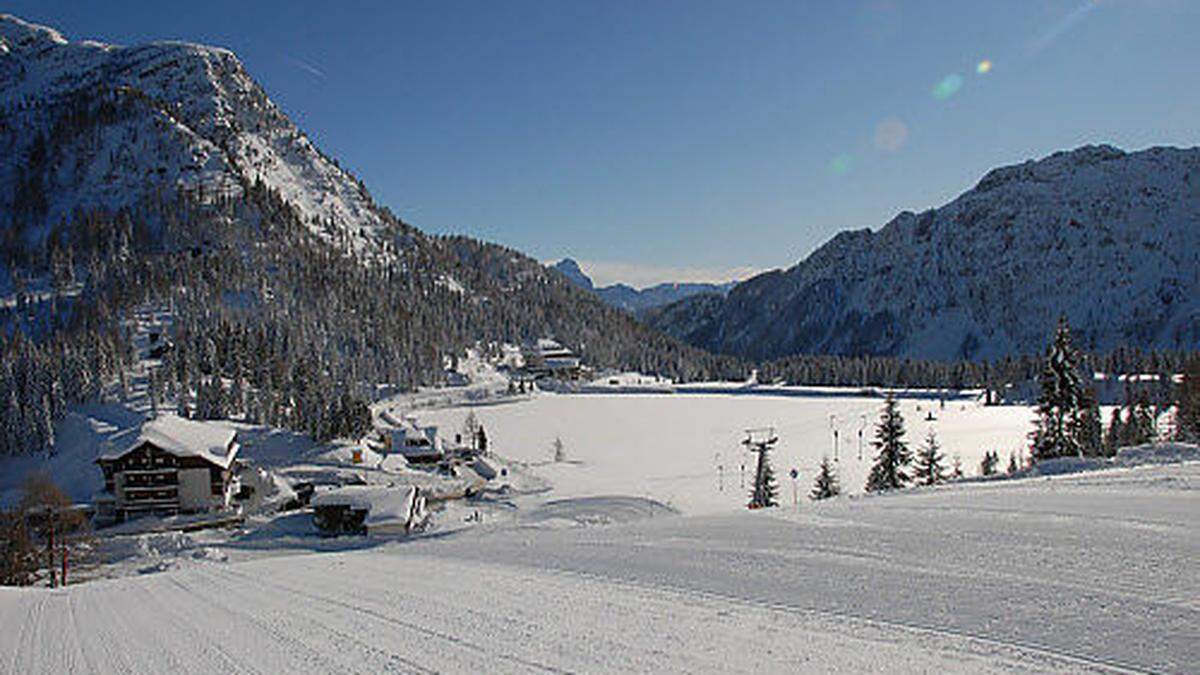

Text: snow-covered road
xmin=2 ymin=464 xmax=1196 ymax=673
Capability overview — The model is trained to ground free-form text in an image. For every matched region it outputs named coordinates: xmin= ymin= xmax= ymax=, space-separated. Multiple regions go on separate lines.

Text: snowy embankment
xmin=2 ymin=461 xmax=1195 ymax=673
xmin=1026 ymin=443 xmax=1200 ymax=476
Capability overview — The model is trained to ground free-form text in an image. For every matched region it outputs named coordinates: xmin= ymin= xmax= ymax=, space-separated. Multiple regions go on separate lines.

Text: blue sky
xmin=9 ymin=1 xmax=1200 ymax=286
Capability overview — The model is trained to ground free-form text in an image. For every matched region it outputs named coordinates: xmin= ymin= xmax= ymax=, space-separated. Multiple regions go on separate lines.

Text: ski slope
xmin=2 ymin=462 xmax=1195 ymax=673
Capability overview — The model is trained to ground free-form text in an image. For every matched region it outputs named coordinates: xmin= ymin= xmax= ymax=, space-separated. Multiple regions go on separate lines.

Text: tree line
xmin=805 ymin=319 xmax=1200 ymax=501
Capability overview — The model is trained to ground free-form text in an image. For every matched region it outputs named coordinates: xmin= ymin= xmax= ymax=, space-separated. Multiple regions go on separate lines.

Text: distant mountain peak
xmin=552 ymin=258 xmax=594 ymax=291
xmin=550 ymin=257 xmax=737 ymax=316
xmin=649 ymin=144 xmax=1200 ymax=360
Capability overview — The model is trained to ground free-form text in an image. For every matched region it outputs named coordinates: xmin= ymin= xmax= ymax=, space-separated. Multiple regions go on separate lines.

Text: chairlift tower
xmin=743 ymin=427 xmax=779 ymax=508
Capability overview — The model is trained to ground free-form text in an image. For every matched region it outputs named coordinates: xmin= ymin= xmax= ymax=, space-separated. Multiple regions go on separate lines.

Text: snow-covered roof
xmin=311 ymin=485 xmax=419 ymax=527
xmin=390 ymin=422 xmax=441 ymax=450
xmin=100 ymin=415 xmax=239 ymax=469
xmin=532 ymin=338 xmax=575 ymax=357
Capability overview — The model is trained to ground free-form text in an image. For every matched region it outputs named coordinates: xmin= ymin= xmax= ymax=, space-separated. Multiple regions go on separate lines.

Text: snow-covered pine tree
xmin=229 ymin=375 xmax=247 ymax=420
xmin=866 ymin=394 xmax=912 ymax=492
xmin=118 ymin=368 xmax=131 ymax=404
xmin=176 ymin=380 xmax=191 ymax=418
xmin=1178 ymin=356 xmax=1200 ymax=442
xmin=462 ymin=412 xmax=480 ymax=448
xmin=2 ymin=390 xmax=20 ymax=457
xmin=810 ymin=455 xmax=840 ymax=500
xmin=1128 ymin=392 xmax=1156 ymax=446
xmin=913 ymin=429 xmax=947 ymax=486
xmin=1007 ymin=453 xmax=1019 ymax=474
xmin=951 ymin=453 xmax=964 ymax=479
xmin=1031 ymin=316 xmax=1085 ymax=462
xmin=148 ymin=368 xmax=161 ymax=417
xmin=39 ymin=395 xmax=54 ymax=456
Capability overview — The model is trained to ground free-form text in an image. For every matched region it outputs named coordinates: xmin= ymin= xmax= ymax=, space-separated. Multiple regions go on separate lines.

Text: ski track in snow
xmin=2 ymin=463 xmax=1196 ymax=673
xmin=0 ymin=554 xmax=1126 ymax=675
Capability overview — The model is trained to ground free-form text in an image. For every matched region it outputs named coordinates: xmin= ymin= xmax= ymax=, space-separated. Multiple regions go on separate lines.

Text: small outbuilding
xmin=311 ymin=485 xmax=427 ymax=536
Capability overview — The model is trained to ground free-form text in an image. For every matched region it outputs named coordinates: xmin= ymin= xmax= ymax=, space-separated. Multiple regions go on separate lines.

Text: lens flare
xmin=932 ymin=73 xmax=964 ymax=100
xmin=828 ymin=153 xmax=856 ymax=176
xmin=976 ymin=59 xmax=992 ymax=75
xmin=873 ymin=118 xmax=909 ymax=152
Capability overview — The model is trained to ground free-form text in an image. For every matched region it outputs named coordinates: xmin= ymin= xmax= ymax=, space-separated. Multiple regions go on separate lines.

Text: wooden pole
xmin=47 ymin=512 xmax=55 ymax=589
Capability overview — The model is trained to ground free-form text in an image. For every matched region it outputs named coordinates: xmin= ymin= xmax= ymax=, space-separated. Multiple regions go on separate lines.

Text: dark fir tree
xmin=1073 ymin=388 xmax=1104 ymax=457
xmin=810 ymin=456 xmax=840 ymax=501
xmin=979 ymin=450 xmax=1000 ymax=477
xmin=866 ymin=394 xmax=911 ymax=492
xmin=913 ymin=429 xmax=947 ymax=486
xmin=1178 ymin=356 xmax=1200 ymax=442
xmin=1104 ymin=408 xmax=1124 ymax=457
xmin=1031 ymin=316 xmax=1085 ymax=462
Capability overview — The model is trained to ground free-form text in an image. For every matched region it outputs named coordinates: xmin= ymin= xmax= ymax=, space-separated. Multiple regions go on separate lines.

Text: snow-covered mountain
xmin=648 ymin=145 xmax=1200 ymax=361
xmin=0 ymin=14 xmax=746 ymax=423
xmin=0 ymin=14 xmax=388 ymax=253
xmin=551 ymin=258 xmax=735 ymax=316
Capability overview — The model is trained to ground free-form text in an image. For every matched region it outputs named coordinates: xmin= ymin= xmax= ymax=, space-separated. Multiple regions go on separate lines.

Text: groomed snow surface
xmin=2 ymin=461 xmax=1196 ymax=673
xmin=2 ymin=391 xmax=1197 ymax=672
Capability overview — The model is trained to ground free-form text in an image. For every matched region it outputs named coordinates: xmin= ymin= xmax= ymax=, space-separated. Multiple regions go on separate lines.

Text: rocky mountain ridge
xmin=648 ymin=145 xmax=1200 ymax=361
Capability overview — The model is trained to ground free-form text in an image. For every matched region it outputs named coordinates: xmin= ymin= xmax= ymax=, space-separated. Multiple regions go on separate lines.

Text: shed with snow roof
xmin=96 ymin=415 xmax=240 ymax=521
xmin=311 ymin=485 xmax=426 ymax=536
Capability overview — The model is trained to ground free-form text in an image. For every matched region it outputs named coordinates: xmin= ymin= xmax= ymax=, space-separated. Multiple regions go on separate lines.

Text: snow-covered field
xmin=2 ymin=461 xmax=1195 ymax=673
xmin=2 ymin=387 xmax=1196 ymax=672
xmin=409 ymin=391 xmax=1035 ymax=512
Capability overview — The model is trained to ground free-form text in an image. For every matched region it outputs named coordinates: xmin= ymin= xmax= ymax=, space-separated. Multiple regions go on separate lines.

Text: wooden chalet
xmin=385 ymin=422 xmax=444 ymax=464
xmin=96 ymin=415 xmax=240 ymax=522
xmin=524 ymin=338 xmax=583 ymax=379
